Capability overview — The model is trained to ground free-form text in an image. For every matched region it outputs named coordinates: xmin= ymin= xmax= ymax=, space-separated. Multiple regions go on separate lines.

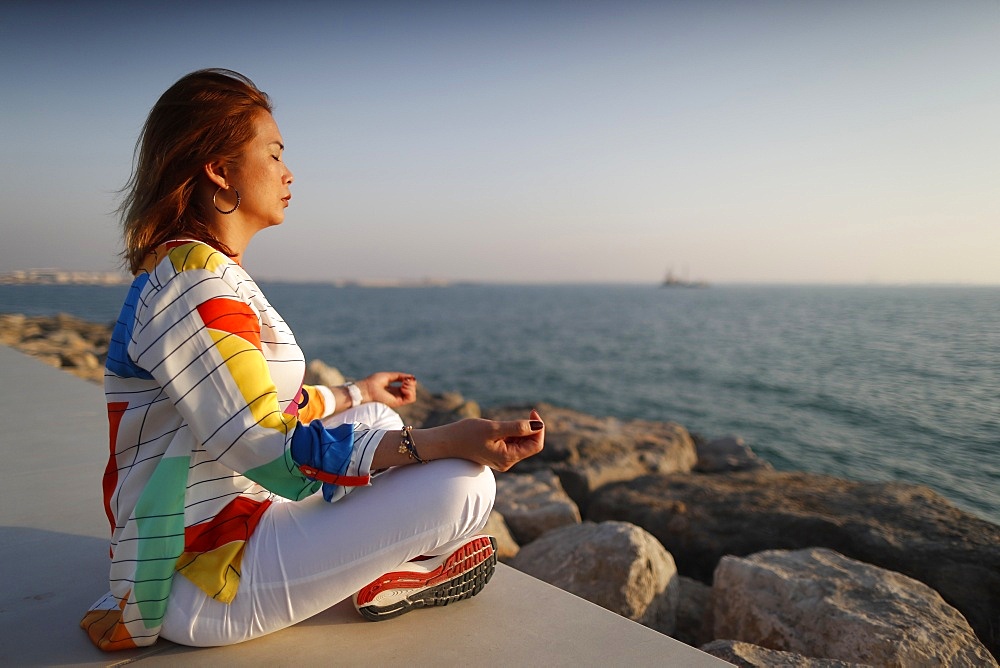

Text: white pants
xmin=161 ymin=403 xmax=496 ymax=646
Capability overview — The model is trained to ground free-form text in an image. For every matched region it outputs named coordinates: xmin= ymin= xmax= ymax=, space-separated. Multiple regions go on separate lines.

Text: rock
xmin=587 ymin=470 xmax=1000 ymax=658
xmin=60 ymin=351 xmax=104 ymax=382
xmin=0 ymin=314 xmax=112 ymax=384
xmin=301 ymin=364 xmax=481 ymax=428
xmin=396 ymin=387 xmax=481 ymax=428
xmin=674 ymin=575 xmax=713 ymax=647
xmin=45 ymin=314 xmax=111 ymax=346
xmin=699 ymin=640 xmax=867 ymax=667
xmin=713 ymin=548 xmax=997 ymax=667
xmin=33 ymin=353 xmax=63 ymax=369
xmin=493 ymin=470 xmax=580 ymax=545
xmin=510 ymin=521 xmax=680 ymax=634
xmin=303 ymin=359 xmax=346 ymax=387
xmin=47 ymin=327 xmax=91 ymax=351
xmin=15 ymin=338 xmax=64 ymax=357
xmin=0 ymin=313 xmax=27 ymax=345
xmin=486 ymin=403 xmax=697 ymax=511
xmin=483 ymin=510 xmax=519 ymax=562
xmin=694 ymin=435 xmax=773 ymax=473
xmin=301 ymin=363 xmax=484 ymax=429
xmin=60 ymin=346 xmax=100 ymax=365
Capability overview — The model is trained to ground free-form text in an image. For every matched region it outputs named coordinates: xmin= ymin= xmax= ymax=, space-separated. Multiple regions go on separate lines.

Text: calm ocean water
xmin=2 ymin=282 xmax=998 ymax=525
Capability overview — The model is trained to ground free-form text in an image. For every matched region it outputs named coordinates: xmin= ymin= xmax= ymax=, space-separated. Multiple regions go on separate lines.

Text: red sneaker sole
xmin=355 ymin=536 xmax=497 ymax=620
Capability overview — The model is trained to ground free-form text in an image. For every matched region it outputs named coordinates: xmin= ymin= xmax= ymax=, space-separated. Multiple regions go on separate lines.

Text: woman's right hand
xmin=420 ymin=409 xmax=545 ymax=471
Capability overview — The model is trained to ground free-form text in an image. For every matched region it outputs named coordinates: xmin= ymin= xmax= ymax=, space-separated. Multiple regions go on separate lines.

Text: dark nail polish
xmin=530 ymin=420 xmax=544 ymax=431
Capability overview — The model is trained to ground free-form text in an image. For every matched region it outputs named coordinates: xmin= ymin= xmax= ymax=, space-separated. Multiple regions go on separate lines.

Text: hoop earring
xmin=213 ymin=186 xmax=240 ymax=215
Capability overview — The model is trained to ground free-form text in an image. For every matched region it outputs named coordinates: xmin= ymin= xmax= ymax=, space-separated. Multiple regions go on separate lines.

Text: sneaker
xmin=353 ymin=535 xmax=497 ymax=621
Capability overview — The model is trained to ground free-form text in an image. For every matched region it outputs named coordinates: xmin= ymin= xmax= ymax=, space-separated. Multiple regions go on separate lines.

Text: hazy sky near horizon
xmin=2 ymin=1 xmax=997 ymax=284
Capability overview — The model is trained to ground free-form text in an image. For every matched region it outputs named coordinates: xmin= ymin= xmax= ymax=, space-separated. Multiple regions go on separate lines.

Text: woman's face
xmin=226 ymin=112 xmax=294 ymax=231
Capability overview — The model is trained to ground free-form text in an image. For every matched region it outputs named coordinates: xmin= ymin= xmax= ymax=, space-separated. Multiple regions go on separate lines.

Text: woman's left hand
xmin=359 ymin=372 xmax=417 ymax=408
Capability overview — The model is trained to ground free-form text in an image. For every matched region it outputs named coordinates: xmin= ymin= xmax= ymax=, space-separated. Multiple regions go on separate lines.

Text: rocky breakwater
xmin=0 ymin=313 xmax=111 ymax=383
xmin=481 ymin=404 xmax=999 ymax=666
xmin=5 ymin=313 xmax=998 ymax=665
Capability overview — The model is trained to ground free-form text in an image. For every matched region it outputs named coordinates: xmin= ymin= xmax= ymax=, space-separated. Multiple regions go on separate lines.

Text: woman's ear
xmin=203 ymin=160 xmax=230 ymax=190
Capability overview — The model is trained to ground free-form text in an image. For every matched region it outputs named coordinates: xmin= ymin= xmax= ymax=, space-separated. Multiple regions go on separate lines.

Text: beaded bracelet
xmin=398 ymin=425 xmax=426 ymax=464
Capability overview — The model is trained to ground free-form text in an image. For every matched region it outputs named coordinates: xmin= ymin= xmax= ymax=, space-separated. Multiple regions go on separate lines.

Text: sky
xmin=1 ymin=1 xmax=997 ymax=284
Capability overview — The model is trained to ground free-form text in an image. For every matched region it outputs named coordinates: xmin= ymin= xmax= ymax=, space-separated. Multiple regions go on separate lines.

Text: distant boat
xmin=661 ymin=269 xmax=708 ymax=288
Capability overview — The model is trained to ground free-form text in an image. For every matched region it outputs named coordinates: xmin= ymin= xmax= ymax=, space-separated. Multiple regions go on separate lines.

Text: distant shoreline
xmin=1 ymin=271 xmax=998 ymax=289
xmin=0 ymin=269 xmax=129 ymax=286
xmin=0 ymin=270 xmax=459 ymax=289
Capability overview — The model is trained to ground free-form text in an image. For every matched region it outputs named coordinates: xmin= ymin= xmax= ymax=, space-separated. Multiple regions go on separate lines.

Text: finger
xmin=393 ymin=383 xmax=417 ymax=405
xmin=498 ymin=419 xmax=542 ymax=437
xmin=529 ymin=409 xmax=543 ymax=431
xmin=373 ymin=372 xmax=410 ymax=385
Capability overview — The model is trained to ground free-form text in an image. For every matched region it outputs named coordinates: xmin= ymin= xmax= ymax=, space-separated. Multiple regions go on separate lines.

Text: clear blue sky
xmin=2 ymin=1 xmax=997 ymax=284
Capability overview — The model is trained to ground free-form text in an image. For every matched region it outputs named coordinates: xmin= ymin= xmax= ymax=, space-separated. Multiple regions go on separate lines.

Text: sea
xmin=2 ymin=282 xmax=997 ymax=526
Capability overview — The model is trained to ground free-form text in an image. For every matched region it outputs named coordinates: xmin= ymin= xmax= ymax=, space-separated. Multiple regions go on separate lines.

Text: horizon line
xmin=2 ymin=269 xmax=998 ymax=289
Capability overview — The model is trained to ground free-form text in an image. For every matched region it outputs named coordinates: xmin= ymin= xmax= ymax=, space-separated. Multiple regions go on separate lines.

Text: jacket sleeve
xmin=131 ymin=269 xmax=383 ymax=502
xmin=297 ymin=384 xmax=337 ymax=423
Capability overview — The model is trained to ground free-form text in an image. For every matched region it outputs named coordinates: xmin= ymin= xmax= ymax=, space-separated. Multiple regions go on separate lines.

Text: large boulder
xmin=694 ymin=435 xmax=773 ymax=473
xmin=395 ymin=386 xmax=481 ymax=428
xmin=510 ymin=521 xmax=680 ymax=634
xmin=301 ymin=363 xmax=481 ymax=429
xmin=300 ymin=364 xmax=482 ymax=429
xmin=486 ymin=403 xmax=697 ymax=510
xmin=713 ymin=548 xmax=997 ymax=667
xmin=303 ymin=359 xmax=346 ymax=387
xmin=699 ymin=640 xmax=867 ymax=667
xmin=588 ymin=470 xmax=1000 ymax=659
xmin=483 ymin=510 xmax=519 ymax=562
xmin=493 ymin=470 xmax=580 ymax=545
xmin=674 ymin=575 xmax=713 ymax=648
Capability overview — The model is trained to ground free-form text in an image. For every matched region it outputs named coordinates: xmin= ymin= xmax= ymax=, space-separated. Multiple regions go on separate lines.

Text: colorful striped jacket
xmin=81 ymin=241 xmax=384 ymax=650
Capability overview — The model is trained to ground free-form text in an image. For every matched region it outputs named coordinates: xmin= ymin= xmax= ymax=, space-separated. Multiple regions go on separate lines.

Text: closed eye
xmin=269 ymin=141 xmax=285 ymax=161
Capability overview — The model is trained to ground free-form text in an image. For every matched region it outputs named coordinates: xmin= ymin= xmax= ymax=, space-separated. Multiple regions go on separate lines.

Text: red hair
xmin=118 ymin=69 xmax=272 ymax=274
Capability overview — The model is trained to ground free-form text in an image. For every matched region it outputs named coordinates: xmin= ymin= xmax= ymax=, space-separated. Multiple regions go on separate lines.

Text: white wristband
xmin=343 ymin=381 xmax=363 ymax=408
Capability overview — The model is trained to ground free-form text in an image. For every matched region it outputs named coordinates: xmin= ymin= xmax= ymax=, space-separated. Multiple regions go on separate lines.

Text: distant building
xmin=0 ymin=269 xmax=130 ymax=286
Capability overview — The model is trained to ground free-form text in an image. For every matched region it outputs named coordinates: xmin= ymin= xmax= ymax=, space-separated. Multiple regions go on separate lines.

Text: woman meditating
xmin=81 ymin=68 xmax=544 ymax=650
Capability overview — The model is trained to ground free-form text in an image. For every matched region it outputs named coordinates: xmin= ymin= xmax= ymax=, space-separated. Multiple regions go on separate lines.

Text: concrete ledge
xmin=0 ymin=345 xmax=727 ymax=667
